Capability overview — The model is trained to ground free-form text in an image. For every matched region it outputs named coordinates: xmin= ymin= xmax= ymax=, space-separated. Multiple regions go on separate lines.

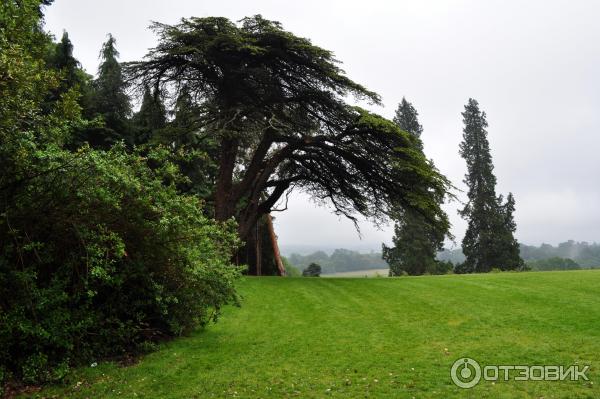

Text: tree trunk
xmin=266 ymin=213 xmax=286 ymax=276
xmin=214 ymin=137 xmax=239 ymax=221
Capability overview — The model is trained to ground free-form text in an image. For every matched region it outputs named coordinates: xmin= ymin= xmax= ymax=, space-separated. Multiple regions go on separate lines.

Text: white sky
xmin=45 ymin=0 xmax=600 ymax=251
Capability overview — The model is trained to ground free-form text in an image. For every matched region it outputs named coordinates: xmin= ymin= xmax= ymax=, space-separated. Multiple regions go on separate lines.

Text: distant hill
xmin=286 ymin=248 xmax=388 ymax=274
xmin=280 ymin=244 xmax=382 ymax=256
xmin=436 ymin=248 xmax=466 ymax=264
xmin=286 ymin=240 xmax=600 ymax=275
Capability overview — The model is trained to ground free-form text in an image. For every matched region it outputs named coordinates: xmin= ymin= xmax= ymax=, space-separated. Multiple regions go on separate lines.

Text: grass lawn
xmin=26 ymin=270 xmax=600 ymax=398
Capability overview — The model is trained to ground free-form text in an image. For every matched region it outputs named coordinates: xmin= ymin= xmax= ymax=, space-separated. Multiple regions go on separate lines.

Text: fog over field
xmin=45 ymin=0 xmax=600 ymax=250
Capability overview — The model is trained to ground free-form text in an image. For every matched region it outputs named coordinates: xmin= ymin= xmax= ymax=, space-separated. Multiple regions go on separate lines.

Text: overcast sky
xmin=45 ymin=0 xmax=600 ymax=251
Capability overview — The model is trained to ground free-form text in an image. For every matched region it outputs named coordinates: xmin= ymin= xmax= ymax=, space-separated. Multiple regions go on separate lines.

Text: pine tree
xmin=172 ymin=86 xmax=197 ymax=130
xmin=495 ymin=193 xmax=525 ymax=270
xmin=132 ymin=84 xmax=166 ymax=145
xmin=83 ymin=34 xmax=131 ymax=148
xmin=51 ymin=32 xmax=80 ymax=93
xmin=383 ymin=98 xmax=445 ymax=276
xmin=154 ymin=85 xmax=219 ymax=199
xmin=44 ymin=31 xmax=93 ymax=114
xmin=458 ymin=98 xmax=523 ymax=273
xmin=393 ymin=97 xmax=423 ymax=149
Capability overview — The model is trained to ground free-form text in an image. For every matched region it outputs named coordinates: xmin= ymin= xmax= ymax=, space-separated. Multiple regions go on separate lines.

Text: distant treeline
xmin=287 ymin=249 xmax=388 ymax=274
xmin=438 ymin=240 xmax=600 ymax=269
xmin=526 ymin=257 xmax=581 ymax=271
xmin=288 ymin=241 xmax=600 ymax=274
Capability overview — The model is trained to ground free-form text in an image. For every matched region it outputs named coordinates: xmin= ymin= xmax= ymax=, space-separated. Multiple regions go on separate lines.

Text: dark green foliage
xmin=131 ymin=85 xmax=167 ymax=145
xmin=384 ymin=209 xmax=445 ymax=275
xmin=0 ymin=3 xmax=241 ymax=387
xmin=383 ymin=98 xmax=447 ymax=276
xmin=393 ymin=97 xmax=423 ymax=149
xmin=527 ymin=257 xmax=581 ymax=271
xmin=302 ymin=263 xmax=322 ymax=277
xmin=0 ymin=0 xmax=73 ymax=202
xmin=125 ymin=16 xmax=452 ymax=269
xmin=80 ymin=34 xmax=132 ymax=148
xmin=0 ymin=146 xmax=241 ymax=384
xmin=159 ymin=86 xmax=219 ymax=200
xmin=458 ymin=99 xmax=524 ymax=273
xmin=46 ymin=32 xmax=88 ymax=102
xmin=495 ymin=193 xmax=523 ymax=270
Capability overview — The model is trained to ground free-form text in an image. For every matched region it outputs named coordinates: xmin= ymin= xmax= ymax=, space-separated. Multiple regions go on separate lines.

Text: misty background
xmin=44 ymin=0 xmax=600 ymax=253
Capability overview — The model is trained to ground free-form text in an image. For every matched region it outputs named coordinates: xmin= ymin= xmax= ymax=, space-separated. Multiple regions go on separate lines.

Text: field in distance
xmin=28 ymin=270 xmax=600 ymax=398
xmin=322 ymin=268 xmax=390 ymax=277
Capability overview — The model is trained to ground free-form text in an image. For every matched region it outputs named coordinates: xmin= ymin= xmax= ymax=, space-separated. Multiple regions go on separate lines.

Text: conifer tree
xmin=132 ymin=84 xmax=166 ymax=145
xmin=84 ymin=34 xmax=131 ymax=148
xmin=458 ymin=98 xmax=524 ymax=273
xmin=126 ymin=16 xmax=452 ymax=273
xmin=51 ymin=32 xmax=80 ymax=92
xmin=393 ymin=97 xmax=423 ymax=149
xmin=171 ymin=86 xmax=198 ymax=133
xmin=47 ymin=31 xmax=93 ymax=112
xmin=495 ymin=192 xmax=524 ymax=270
xmin=154 ymin=86 xmax=219 ymax=199
xmin=383 ymin=98 xmax=445 ymax=275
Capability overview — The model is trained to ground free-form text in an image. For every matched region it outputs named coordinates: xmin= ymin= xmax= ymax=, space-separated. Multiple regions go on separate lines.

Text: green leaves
xmin=0 ymin=145 xmax=242 ymax=384
xmin=0 ymin=5 xmax=242 ymax=385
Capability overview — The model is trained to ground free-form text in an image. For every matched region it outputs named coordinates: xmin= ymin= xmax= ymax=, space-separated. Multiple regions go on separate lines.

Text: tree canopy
xmin=125 ymin=15 xmax=452 ymax=249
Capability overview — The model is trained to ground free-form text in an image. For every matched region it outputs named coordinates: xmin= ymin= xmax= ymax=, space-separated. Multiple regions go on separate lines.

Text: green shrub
xmin=0 ymin=0 xmax=241 ymax=387
xmin=302 ymin=263 xmax=322 ymax=277
xmin=0 ymin=145 xmax=241 ymax=384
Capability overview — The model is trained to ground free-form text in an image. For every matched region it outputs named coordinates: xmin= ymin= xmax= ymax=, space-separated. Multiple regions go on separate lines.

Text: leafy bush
xmin=302 ymin=263 xmax=322 ymax=277
xmin=0 ymin=1 xmax=241 ymax=388
xmin=0 ymin=146 xmax=241 ymax=384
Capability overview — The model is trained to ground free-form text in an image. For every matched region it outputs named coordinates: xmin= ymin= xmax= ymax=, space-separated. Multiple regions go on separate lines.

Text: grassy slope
xmin=30 ymin=271 xmax=600 ymax=398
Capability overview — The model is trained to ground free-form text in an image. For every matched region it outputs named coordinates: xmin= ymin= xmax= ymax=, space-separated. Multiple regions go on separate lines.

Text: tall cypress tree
xmin=458 ymin=98 xmax=523 ymax=273
xmin=50 ymin=32 xmax=80 ymax=94
xmin=132 ymin=84 xmax=166 ymax=145
xmin=44 ymin=31 xmax=93 ymax=114
xmin=495 ymin=192 xmax=524 ymax=270
xmin=83 ymin=34 xmax=131 ymax=148
xmin=383 ymin=98 xmax=446 ymax=275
